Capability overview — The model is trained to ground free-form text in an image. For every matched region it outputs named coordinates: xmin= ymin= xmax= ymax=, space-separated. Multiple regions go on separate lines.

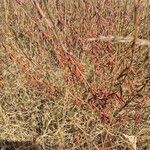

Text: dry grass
xmin=0 ymin=0 xmax=150 ymax=150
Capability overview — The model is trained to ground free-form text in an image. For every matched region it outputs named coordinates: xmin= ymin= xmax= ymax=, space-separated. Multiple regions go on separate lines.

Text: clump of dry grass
xmin=0 ymin=0 xmax=149 ymax=149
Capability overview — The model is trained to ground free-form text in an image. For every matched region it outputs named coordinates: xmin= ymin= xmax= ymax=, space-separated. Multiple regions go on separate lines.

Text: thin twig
xmin=86 ymin=35 xmax=150 ymax=47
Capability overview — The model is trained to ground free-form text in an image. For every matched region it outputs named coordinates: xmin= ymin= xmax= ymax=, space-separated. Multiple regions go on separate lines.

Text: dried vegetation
xmin=0 ymin=0 xmax=150 ymax=149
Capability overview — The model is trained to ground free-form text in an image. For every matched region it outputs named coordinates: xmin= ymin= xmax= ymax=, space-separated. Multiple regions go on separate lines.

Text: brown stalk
xmin=33 ymin=0 xmax=53 ymax=28
xmin=132 ymin=0 xmax=140 ymax=50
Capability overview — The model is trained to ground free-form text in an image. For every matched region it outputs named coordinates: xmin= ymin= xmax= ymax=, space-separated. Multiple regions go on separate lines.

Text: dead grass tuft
xmin=0 ymin=0 xmax=149 ymax=149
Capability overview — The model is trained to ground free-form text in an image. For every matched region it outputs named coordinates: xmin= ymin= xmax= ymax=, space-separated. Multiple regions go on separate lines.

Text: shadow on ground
xmin=0 ymin=140 xmax=40 ymax=150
